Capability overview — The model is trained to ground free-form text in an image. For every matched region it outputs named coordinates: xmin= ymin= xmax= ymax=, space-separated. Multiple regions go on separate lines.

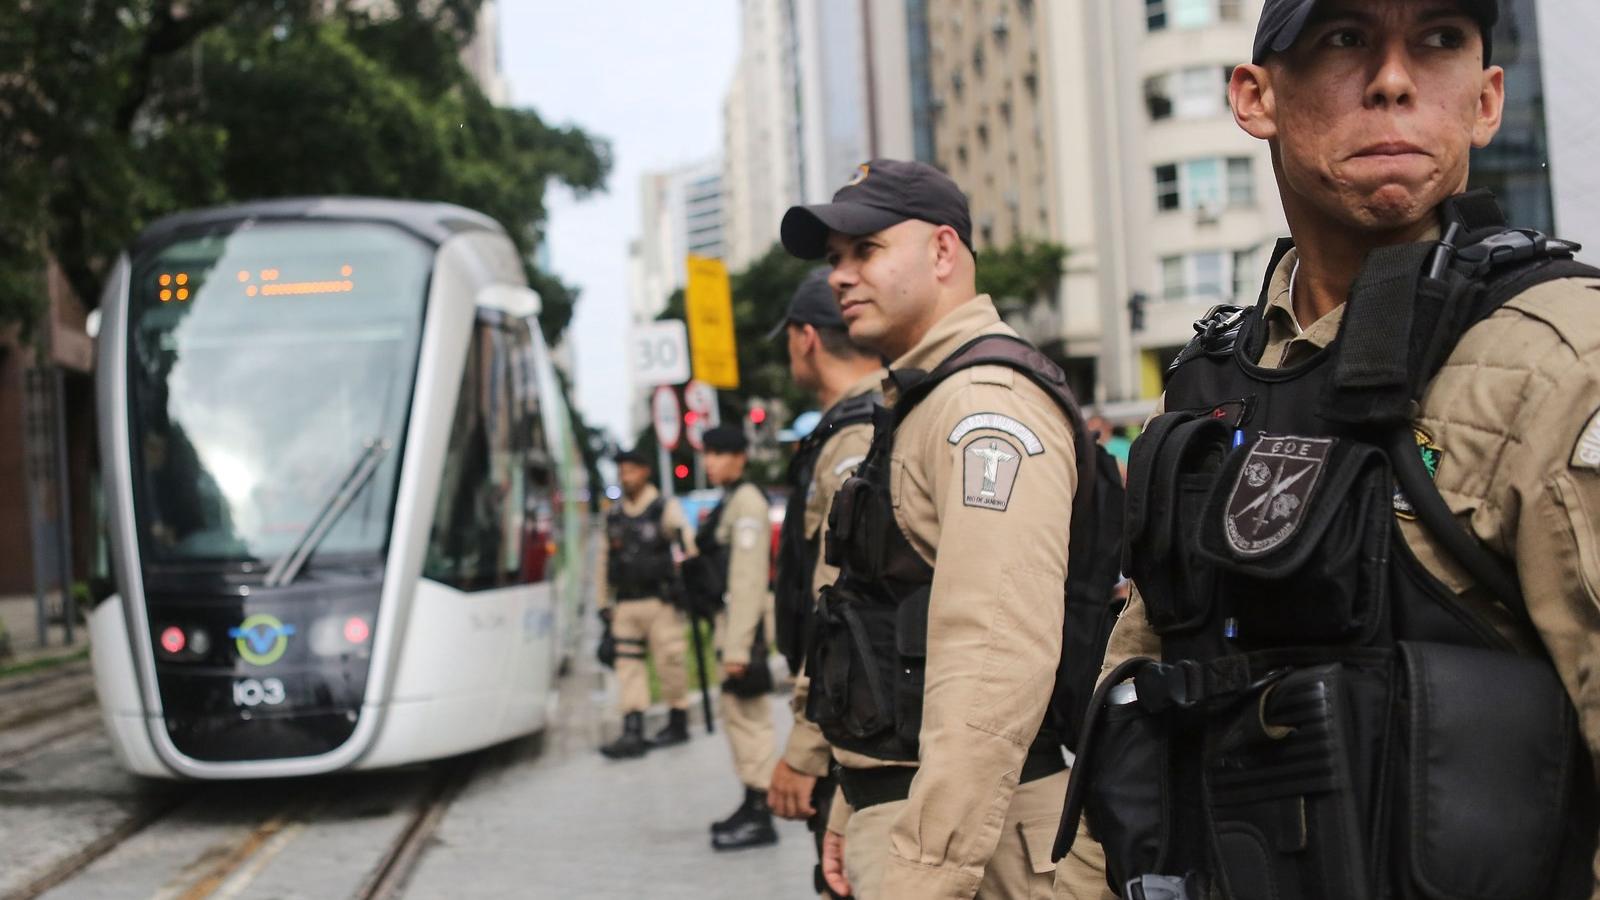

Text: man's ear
xmin=1472 ymin=65 xmax=1505 ymax=148
xmin=930 ymin=225 xmax=964 ymax=280
xmin=1230 ymin=63 xmax=1277 ymax=141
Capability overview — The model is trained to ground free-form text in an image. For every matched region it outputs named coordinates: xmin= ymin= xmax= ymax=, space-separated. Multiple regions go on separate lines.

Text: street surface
xmin=0 ymin=606 xmax=818 ymax=899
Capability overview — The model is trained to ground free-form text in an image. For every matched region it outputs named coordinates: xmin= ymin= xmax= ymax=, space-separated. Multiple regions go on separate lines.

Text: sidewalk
xmin=0 ymin=593 xmax=89 ymax=674
xmin=406 ymin=636 xmax=822 ymax=899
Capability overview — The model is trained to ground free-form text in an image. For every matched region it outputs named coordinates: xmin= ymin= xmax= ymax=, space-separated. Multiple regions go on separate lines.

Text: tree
xmin=975 ymin=240 xmax=1069 ymax=310
xmin=0 ymin=1 xmax=608 ymax=345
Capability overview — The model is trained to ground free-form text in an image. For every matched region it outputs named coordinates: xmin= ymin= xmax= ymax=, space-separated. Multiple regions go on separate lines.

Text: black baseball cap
xmin=765 ymin=267 xmax=843 ymax=340
xmin=780 ymin=159 xmax=973 ymax=260
xmin=615 ymin=448 xmax=649 ymax=467
xmin=1253 ymin=0 xmax=1497 ymax=65
xmin=702 ymin=425 xmax=748 ymax=454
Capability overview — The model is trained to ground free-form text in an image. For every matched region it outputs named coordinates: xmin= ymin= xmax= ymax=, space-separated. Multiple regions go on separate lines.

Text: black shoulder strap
xmin=1320 ymin=190 xmax=1600 ymax=629
xmin=896 ymin=334 xmax=1082 ymax=426
xmin=642 ymin=496 xmax=665 ymax=520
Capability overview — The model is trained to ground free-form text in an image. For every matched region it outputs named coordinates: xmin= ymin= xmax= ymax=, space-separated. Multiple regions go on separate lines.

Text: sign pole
xmin=658 ymin=443 xmax=673 ymax=498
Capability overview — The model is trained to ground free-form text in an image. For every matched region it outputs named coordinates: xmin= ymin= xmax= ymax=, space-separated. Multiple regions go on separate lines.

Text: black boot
xmin=709 ymin=786 xmax=763 ymax=834
xmin=599 ymin=712 xmax=649 ymax=760
xmin=711 ymin=789 xmax=778 ymax=851
xmin=650 ymin=708 xmax=690 ymax=747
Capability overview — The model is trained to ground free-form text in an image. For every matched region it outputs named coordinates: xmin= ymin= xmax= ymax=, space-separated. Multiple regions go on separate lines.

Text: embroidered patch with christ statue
xmin=961 ymin=436 xmax=1025 ymax=511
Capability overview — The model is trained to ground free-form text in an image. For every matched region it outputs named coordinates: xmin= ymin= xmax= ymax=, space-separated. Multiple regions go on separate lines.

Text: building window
xmin=1233 ymin=246 xmax=1260 ymax=299
xmin=1145 ymin=74 xmax=1173 ymax=121
xmin=1161 ymin=255 xmax=1185 ymax=299
xmin=1183 ymin=158 xmax=1223 ymax=212
xmin=1154 ymin=157 xmax=1255 ymax=213
xmin=1227 ymin=157 xmax=1255 ymax=207
xmin=1145 ymin=0 xmax=1166 ymax=31
xmin=1154 ymin=163 xmax=1180 ymax=211
xmin=1173 ymin=0 xmax=1213 ymax=28
xmin=1160 ymin=250 xmax=1239 ymax=302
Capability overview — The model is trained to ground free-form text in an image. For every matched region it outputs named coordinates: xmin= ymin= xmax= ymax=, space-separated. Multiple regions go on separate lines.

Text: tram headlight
xmin=309 ymin=614 xmax=373 ymax=657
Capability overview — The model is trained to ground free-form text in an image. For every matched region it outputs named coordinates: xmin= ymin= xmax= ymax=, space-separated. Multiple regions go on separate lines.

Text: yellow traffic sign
xmin=684 ymin=255 xmax=740 ymax=389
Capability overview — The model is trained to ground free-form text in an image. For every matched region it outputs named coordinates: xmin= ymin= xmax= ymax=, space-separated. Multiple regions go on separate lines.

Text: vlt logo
xmin=229 ymin=614 xmax=296 ymax=666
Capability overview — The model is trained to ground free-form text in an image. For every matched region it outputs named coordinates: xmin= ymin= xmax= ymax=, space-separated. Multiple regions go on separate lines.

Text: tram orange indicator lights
xmin=340 ymin=265 xmax=353 ymax=276
xmin=160 ymin=289 xmax=173 ymax=302
xmin=237 ymin=270 xmax=250 ymax=282
xmin=246 ymin=285 xmax=258 ymax=297
xmin=176 ymin=288 xmax=189 ymax=301
xmin=159 ymin=274 xmax=172 ymax=286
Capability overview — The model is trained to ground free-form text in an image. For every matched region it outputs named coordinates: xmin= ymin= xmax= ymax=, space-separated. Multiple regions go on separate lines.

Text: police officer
xmin=701 ymin=424 xmax=781 ymax=851
xmin=779 ymin=159 xmax=1105 ymax=899
xmin=1054 ymin=2 xmax=1600 ymax=897
xmin=596 ymin=449 xmax=697 ymax=760
xmin=765 ymin=268 xmax=884 ymax=896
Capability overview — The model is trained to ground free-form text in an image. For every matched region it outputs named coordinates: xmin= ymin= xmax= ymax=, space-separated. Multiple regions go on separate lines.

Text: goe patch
xmin=1224 ymin=435 xmax=1334 ymax=557
xmin=961 ymin=436 xmax=1024 ymax=511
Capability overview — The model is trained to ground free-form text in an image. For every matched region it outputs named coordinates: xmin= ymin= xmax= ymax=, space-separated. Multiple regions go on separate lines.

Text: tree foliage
xmin=975 ymin=240 xmax=1069 ymax=307
xmin=0 ymin=0 xmax=609 ymax=345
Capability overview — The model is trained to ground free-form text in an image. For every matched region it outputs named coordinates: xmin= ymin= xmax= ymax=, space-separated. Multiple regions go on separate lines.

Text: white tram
xmin=90 ymin=198 xmax=588 ymax=778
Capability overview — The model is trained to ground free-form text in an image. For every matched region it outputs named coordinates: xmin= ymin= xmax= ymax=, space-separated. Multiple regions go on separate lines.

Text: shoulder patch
xmin=962 ymin=436 xmax=1024 ymax=511
xmin=1574 ymin=406 xmax=1600 ymax=471
xmin=948 ymin=413 xmax=1044 ymax=456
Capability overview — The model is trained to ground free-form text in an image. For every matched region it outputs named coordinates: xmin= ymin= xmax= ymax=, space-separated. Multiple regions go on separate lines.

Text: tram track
xmin=5 ymin=752 xmax=480 ymax=900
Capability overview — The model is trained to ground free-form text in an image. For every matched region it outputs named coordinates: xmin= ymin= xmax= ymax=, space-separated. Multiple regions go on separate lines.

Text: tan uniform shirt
xmin=842 ymin=296 xmax=1078 ymax=898
xmin=715 ymin=481 xmax=772 ymax=666
xmin=594 ymin=483 xmax=695 ymax=611
xmin=784 ymin=370 xmax=882 ymax=778
xmin=1097 ymin=247 xmax=1600 ymax=897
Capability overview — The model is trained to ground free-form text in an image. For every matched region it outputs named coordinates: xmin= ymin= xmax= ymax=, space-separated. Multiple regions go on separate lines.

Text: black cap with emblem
xmin=1252 ymin=0 xmax=1498 ymax=65
xmin=765 ymin=267 xmax=843 ymax=340
xmin=780 ymin=159 xmax=973 ymax=261
xmin=702 ymin=425 xmax=748 ymax=454
xmin=615 ymin=448 xmax=650 ymax=467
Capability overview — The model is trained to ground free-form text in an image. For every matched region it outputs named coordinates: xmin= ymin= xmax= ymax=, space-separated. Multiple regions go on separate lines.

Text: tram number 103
xmin=233 ymin=677 xmax=287 ymax=708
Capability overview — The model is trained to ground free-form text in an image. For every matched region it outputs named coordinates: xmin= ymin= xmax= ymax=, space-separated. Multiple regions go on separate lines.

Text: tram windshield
xmin=127 ymin=221 xmax=431 ymax=568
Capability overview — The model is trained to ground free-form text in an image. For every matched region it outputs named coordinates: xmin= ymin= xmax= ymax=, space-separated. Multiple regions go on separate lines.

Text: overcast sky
xmin=501 ymin=1 xmax=740 ymax=444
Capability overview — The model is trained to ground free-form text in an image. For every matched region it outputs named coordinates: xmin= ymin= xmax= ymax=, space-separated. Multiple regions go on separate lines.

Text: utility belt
xmin=1064 ymin=643 xmax=1589 ymax=900
xmin=838 ymin=743 xmax=1066 ymax=812
xmin=614 ymin=588 xmax=665 ymax=602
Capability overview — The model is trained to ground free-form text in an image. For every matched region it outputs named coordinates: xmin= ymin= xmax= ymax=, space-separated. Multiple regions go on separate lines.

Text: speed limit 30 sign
xmin=632 ymin=320 xmax=691 ymax=387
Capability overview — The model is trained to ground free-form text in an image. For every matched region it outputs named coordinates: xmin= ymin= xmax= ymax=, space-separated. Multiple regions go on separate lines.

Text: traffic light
xmin=674 ymin=464 xmax=690 ymax=480
xmin=748 ymin=406 xmax=766 ymax=425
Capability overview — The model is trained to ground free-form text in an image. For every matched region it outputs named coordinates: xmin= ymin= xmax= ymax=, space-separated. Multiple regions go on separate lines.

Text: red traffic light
xmin=684 ymin=411 xmax=699 ymax=425
xmin=160 ymin=625 xmax=186 ymax=655
xmin=674 ymin=464 xmax=690 ymax=479
xmin=748 ymin=407 xmax=767 ymax=425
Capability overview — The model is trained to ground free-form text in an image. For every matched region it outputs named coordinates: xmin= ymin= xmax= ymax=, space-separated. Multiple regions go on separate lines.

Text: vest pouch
xmin=1083 ymin=698 xmax=1173 ymax=891
xmin=1197 ymin=437 xmax=1391 ymax=645
xmin=893 ymin=586 xmax=929 ymax=748
xmin=1395 ymin=641 xmax=1588 ymax=900
xmin=1202 ymin=656 xmax=1394 ymax=900
xmin=808 ymin=580 xmax=897 ymax=744
xmin=1125 ymin=413 xmax=1231 ymax=635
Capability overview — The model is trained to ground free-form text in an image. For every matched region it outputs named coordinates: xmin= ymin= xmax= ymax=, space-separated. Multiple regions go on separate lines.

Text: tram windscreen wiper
xmin=264 ymin=438 xmax=392 ymax=588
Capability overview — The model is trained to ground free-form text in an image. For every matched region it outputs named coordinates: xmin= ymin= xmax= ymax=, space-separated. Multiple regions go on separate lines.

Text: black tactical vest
xmin=807 ymin=334 xmax=1126 ymax=768
xmin=606 ymin=496 xmax=675 ymax=600
xmin=774 ymin=392 xmax=878 ymax=674
xmin=1055 ymin=192 xmax=1600 ymax=900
